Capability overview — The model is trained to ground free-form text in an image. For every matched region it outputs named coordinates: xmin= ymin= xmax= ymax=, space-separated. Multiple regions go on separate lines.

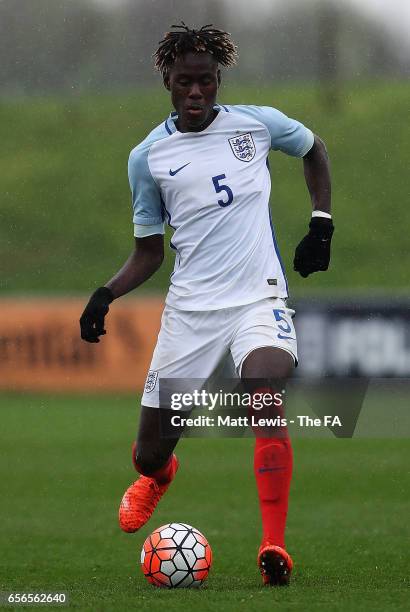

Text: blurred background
xmin=1 ymin=1 xmax=409 ymax=606
xmin=1 ymin=0 xmax=409 ymax=385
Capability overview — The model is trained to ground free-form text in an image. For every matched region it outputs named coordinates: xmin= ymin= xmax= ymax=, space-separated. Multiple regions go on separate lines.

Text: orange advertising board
xmin=0 ymin=298 xmax=164 ymax=392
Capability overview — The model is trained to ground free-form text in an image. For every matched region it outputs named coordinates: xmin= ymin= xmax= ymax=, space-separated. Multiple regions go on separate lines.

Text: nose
xmin=188 ymin=82 xmax=202 ymax=99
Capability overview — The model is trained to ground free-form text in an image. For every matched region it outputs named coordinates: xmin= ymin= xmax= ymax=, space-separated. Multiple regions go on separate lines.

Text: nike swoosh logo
xmin=258 ymin=467 xmax=285 ymax=473
xmin=169 ymin=162 xmax=191 ymax=176
xmin=277 ymin=334 xmax=296 ymax=340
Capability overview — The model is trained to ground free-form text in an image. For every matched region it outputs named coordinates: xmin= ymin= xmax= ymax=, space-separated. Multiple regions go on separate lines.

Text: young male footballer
xmin=80 ymin=24 xmax=333 ymax=586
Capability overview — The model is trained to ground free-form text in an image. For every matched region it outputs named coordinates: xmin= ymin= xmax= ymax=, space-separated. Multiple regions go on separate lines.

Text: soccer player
xmin=80 ymin=24 xmax=333 ymax=586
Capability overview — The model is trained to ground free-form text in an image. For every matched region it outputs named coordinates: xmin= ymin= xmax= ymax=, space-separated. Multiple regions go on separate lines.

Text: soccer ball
xmin=141 ymin=523 xmax=212 ymax=588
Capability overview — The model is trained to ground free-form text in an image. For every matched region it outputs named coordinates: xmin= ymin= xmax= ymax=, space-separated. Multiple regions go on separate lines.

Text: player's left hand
xmin=293 ymin=217 xmax=334 ymax=278
xmin=80 ymin=286 xmax=114 ymax=342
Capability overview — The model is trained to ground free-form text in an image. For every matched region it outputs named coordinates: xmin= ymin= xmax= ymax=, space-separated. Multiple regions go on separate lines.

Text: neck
xmin=176 ymin=108 xmax=218 ymax=133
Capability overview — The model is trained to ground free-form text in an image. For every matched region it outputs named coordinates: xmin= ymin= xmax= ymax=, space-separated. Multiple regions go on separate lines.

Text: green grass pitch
xmin=1 ymin=393 xmax=409 ymax=611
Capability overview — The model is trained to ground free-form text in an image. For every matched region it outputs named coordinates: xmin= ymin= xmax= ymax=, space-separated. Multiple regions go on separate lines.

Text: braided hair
xmin=154 ymin=22 xmax=237 ymax=78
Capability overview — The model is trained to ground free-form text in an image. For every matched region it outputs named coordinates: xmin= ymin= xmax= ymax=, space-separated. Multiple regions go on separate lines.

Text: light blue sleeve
xmin=229 ymin=105 xmax=314 ymax=157
xmin=134 ymin=222 xmax=165 ymax=238
xmin=128 ymin=123 xmax=170 ymax=226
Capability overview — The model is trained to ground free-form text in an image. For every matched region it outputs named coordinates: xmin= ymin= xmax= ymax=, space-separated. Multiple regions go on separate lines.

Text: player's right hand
xmin=80 ymin=286 xmax=114 ymax=343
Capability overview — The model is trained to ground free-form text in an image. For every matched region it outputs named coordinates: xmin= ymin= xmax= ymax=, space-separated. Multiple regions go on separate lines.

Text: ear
xmin=163 ymin=74 xmax=171 ymax=91
xmin=217 ymin=69 xmax=221 ymax=88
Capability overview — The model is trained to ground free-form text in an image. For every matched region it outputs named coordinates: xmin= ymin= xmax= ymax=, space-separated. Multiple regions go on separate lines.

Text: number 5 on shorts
xmin=272 ymin=309 xmax=292 ymax=334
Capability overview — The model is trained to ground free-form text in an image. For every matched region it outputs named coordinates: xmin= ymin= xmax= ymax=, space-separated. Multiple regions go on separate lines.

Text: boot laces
xmin=133 ymin=476 xmax=161 ymax=519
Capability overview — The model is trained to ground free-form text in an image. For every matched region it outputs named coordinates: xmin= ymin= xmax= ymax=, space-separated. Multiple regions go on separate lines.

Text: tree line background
xmin=1 ymin=0 xmax=408 ymax=97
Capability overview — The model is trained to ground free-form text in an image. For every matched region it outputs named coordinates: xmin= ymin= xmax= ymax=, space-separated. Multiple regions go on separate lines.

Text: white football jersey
xmin=129 ymin=104 xmax=314 ymax=310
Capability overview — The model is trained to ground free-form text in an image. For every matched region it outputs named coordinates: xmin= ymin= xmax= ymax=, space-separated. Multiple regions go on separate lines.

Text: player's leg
xmin=119 ymin=405 xmax=182 ymax=533
xmin=119 ymin=304 xmax=230 ymax=533
xmin=241 ymin=346 xmax=294 ymax=585
xmin=230 ymin=297 xmax=297 ymax=585
xmin=134 ymin=404 xmax=181 ymax=477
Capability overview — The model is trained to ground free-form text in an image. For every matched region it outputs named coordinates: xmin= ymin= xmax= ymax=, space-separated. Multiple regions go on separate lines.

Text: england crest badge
xmin=144 ymin=370 xmax=158 ymax=393
xmin=228 ymin=132 xmax=256 ymax=162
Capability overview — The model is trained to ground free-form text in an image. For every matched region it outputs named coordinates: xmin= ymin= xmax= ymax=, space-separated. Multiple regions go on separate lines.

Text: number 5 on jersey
xmin=212 ymin=174 xmax=234 ymax=207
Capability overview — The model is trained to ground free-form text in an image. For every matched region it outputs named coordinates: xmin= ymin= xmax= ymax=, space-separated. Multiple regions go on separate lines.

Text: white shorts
xmin=142 ymin=297 xmax=297 ymax=408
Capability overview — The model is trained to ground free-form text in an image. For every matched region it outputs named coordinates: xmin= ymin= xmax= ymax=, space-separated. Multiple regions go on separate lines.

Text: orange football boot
xmin=258 ymin=542 xmax=293 ymax=586
xmin=119 ymin=453 xmax=179 ymax=533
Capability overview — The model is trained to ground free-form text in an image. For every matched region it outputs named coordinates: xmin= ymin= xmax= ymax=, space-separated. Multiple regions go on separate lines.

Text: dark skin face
xmin=164 ymin=52 xmax=221 ymax=133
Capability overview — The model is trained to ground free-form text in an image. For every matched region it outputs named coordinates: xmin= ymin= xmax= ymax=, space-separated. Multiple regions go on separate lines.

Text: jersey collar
xmin=165 ymin=104 xmax=229 ymax=135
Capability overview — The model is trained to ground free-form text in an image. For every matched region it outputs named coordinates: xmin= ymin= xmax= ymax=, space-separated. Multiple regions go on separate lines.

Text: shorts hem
xmin=237 ymin=344 xmax=298 ymax=378
xmin=141 ymin=396 xmax=160 ymax=409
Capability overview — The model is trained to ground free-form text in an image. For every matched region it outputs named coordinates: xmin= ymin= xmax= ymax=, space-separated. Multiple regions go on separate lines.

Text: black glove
xmin=293 ymin=217 xmax=334 ymax=278
xmin=80 ymin=286 xmax=114 ymax=343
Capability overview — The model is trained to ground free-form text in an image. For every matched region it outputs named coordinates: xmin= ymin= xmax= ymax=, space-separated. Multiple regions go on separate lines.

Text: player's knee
xmin=135 ymin=448 xmax=170 ymax=476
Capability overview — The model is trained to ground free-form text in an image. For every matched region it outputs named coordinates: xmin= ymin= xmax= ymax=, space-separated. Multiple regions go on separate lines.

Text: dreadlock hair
xmin=154 ymin=22 xmax=237 ymax=79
